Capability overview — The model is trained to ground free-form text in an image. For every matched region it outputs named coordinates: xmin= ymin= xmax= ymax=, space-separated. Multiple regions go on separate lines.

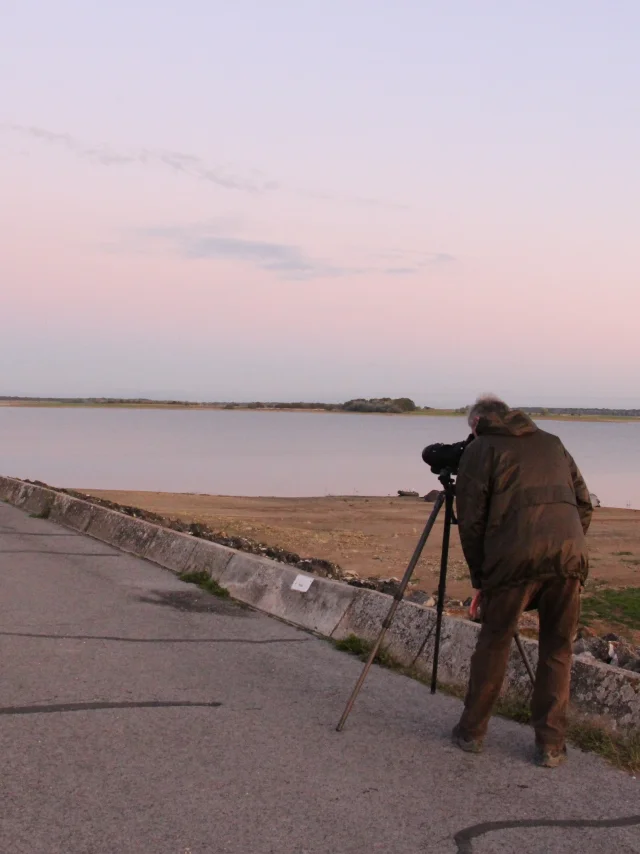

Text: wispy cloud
xmin=1 ymin=123 xmax=408 ymax=210
xmin=136 ymin=225 xmax=356 ymax=280
xmin=1 ymin=124 xmax=276 ymax=192
xmin=127 ymin=222 xmax=455 ymax=280
xmin=374 ymin=249 xmax=456 ymax=269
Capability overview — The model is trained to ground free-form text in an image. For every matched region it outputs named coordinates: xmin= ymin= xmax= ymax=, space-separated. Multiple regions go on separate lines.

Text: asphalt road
xmin=1 ymin=502 xmax=638 ymax=854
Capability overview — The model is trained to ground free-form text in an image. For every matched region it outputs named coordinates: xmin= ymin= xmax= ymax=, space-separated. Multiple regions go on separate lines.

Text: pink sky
xmin=2 ymin=2 xmax=638 ymax=406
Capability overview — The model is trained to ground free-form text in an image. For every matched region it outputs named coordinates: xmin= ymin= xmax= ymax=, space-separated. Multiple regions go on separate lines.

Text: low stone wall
xmin=1 ymin=474 xmax=638 ymax=728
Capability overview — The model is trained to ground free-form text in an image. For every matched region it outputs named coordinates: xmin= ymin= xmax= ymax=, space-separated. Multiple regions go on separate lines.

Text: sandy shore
xmin=87 ymin=491 xmax=640 ymax=599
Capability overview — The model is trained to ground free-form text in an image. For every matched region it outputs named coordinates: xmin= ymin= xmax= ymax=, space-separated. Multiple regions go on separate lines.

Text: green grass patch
xmin=581 ymin=587 xmax=640 ymax=632
xmin=566 ymin=719 xmax=640 ymax=774
xmin=334 ymin=634 xmax=397 ymax=668
xmin=178 ymin=571 xmax=230 ymax=598
xmin=332 ymin=634 xmax=640 ymax=772
xmin=614 ymin=551 xmax=633 ymax=556
xmin=495 ymin=693 xmax=533 ymax=725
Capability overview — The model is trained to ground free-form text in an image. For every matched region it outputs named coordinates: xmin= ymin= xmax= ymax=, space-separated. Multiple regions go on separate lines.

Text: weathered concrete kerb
xmin=0 ymin=474 xmax=638 ymax=728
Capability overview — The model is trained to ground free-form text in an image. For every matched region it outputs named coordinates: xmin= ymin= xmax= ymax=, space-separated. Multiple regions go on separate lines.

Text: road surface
xmin=1 ymin=501 xmax=638 ymax=854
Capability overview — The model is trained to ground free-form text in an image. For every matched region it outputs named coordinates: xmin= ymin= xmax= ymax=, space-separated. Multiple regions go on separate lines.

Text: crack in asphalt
xmin=0 ymin=700 xmax=223 ymax=716
xmin=454 ymin=815 xmax=640 ymax=853
xmin=0 ymin=631 xmax=310 ymax=644
xmin=0 ymin=550 xmax=119 ymax=555
xmin=0 ymin=532 xmax=81 ymax=536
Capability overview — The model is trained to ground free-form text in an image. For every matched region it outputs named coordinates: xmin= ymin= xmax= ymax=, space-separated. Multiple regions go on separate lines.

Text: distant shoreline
xmin=0 ymin=398 xmax=638 ymax=422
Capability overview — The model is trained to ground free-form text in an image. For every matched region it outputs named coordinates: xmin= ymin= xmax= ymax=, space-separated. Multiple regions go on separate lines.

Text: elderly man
xmin=453 ymin=395 xmax=592 ymax=768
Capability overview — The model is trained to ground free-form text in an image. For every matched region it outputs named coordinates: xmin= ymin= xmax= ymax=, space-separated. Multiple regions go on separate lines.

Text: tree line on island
xmin=237 ymin=397 xmax=422 ymax=413
xmin=1 ymin=397 xmax=638 ymax=417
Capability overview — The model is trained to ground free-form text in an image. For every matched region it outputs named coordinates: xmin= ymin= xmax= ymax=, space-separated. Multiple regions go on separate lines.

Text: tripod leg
xmin=336 ymin=492 xmax=446 ymax=732
xmin=430 ymin=489 xmax=454 ymax=694
xmin=514 ymin=632 xmax=536 ymax=687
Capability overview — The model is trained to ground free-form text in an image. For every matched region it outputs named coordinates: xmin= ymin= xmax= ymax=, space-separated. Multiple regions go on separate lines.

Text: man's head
xmin=467 ymin=394 xmax=510 ymax=435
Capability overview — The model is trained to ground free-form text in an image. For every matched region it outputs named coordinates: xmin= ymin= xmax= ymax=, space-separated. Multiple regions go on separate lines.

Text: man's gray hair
xmin=467 ymin=394 xmax=510 ymax=427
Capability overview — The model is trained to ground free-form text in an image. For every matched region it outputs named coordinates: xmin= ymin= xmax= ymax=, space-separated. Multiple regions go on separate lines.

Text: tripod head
xmin=437 ymin=470 xmax=456 ymax=493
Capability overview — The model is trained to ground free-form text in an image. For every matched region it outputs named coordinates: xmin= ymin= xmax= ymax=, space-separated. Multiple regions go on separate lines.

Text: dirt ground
xmin=87 ymin=491 xmax=640 ymax=604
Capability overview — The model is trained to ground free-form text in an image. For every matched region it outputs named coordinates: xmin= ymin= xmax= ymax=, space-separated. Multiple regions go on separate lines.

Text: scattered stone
xmin=398 ymin=490 xmax=419 ymax=497
xmin=572 ymin=636 xmax=640 ymax=671
xmin=377 ymin=578 xmax=402 ymax=597
xmin=573 ymin=636 xmax=609 ymax=662
xmin=346 ymin=578 xmax=377 ymax=590
xmin=406 ymin=591 xmax=435 ymax=607
xmin=603 ymin=632 xmax=621 ymax=642
xmin=31 ymin=481 xmax=348 ymax=581
xmin=609 ymin=641 xmax=640 ymax=671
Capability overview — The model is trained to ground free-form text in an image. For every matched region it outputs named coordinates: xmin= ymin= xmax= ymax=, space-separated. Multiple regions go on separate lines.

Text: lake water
xmin=0 ymin=408 xmax=638 ymax=508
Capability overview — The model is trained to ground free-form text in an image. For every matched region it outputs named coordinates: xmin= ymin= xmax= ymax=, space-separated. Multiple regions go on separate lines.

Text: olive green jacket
xmin=456 ymin=410 xmax=592 ymax=591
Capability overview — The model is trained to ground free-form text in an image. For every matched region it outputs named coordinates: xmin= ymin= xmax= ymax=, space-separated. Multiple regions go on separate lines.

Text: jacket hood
xmin=476 ymin=409 xmax=538 ymax=437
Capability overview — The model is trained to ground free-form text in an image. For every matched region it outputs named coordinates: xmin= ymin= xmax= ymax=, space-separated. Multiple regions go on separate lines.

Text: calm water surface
xmin=0 ymin=408 xmax=638 ymax=508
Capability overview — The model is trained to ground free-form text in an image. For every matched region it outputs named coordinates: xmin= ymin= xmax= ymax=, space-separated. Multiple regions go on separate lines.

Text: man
xmin=453 ymin=395 xmax=592 ymax=768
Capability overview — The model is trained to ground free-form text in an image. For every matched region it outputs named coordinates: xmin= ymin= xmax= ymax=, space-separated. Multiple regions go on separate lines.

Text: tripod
xmin=336 ymin=470 xmax=535 ymax=732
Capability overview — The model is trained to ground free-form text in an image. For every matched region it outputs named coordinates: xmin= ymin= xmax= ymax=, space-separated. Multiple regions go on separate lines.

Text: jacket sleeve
xmin=566 ymin=451 xmax=593 ymax=534
xmin=455 ymin=442 xmax=492 ymax=589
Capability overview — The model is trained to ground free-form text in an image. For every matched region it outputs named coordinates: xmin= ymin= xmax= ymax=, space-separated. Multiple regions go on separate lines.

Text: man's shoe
xmin=534 ymin=745 xmax=568 ymax=768
xmin=452 ymin=724 xmax=484 ymax=754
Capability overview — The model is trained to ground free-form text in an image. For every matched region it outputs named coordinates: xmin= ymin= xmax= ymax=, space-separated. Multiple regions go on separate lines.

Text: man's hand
xmin=469 ymin=590 xmax=483 ymax=621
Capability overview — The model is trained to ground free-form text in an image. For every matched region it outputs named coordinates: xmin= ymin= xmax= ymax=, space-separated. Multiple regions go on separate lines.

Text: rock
xmin=378 ymin=579 xmax=401 ymax=597
xmin=573 ymin=636 xmax=640 ymax=669
xmin=610 ymin=641 xmax=639 ymax=669
xmin=347 ymin=578 xmax=377 ymax=590
xmin=575 ymin=651 xmax=597 ymax=663
xmin=398 ymin=490 xmax=419 ymax=497
xmin=406 ymin=591 xmax=435 ymax=607
xmin=423 ymin=490 xmax=441 ymax=502
xmin=573 ymin=637 xmax=609 ymax=662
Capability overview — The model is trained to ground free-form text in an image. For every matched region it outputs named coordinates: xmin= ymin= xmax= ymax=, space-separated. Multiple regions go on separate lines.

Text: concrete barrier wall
xmin=49 ymin=493 xmax=96 ymax=532
xmin=1 ymin=475 xmax=638 ymax=727
xmin=220 ymin=552 xmax=357 ymax=637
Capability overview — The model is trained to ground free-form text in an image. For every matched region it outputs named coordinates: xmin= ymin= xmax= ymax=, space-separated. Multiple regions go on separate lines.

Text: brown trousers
xmin=458 ymin=576 xmax=581 ymax=748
